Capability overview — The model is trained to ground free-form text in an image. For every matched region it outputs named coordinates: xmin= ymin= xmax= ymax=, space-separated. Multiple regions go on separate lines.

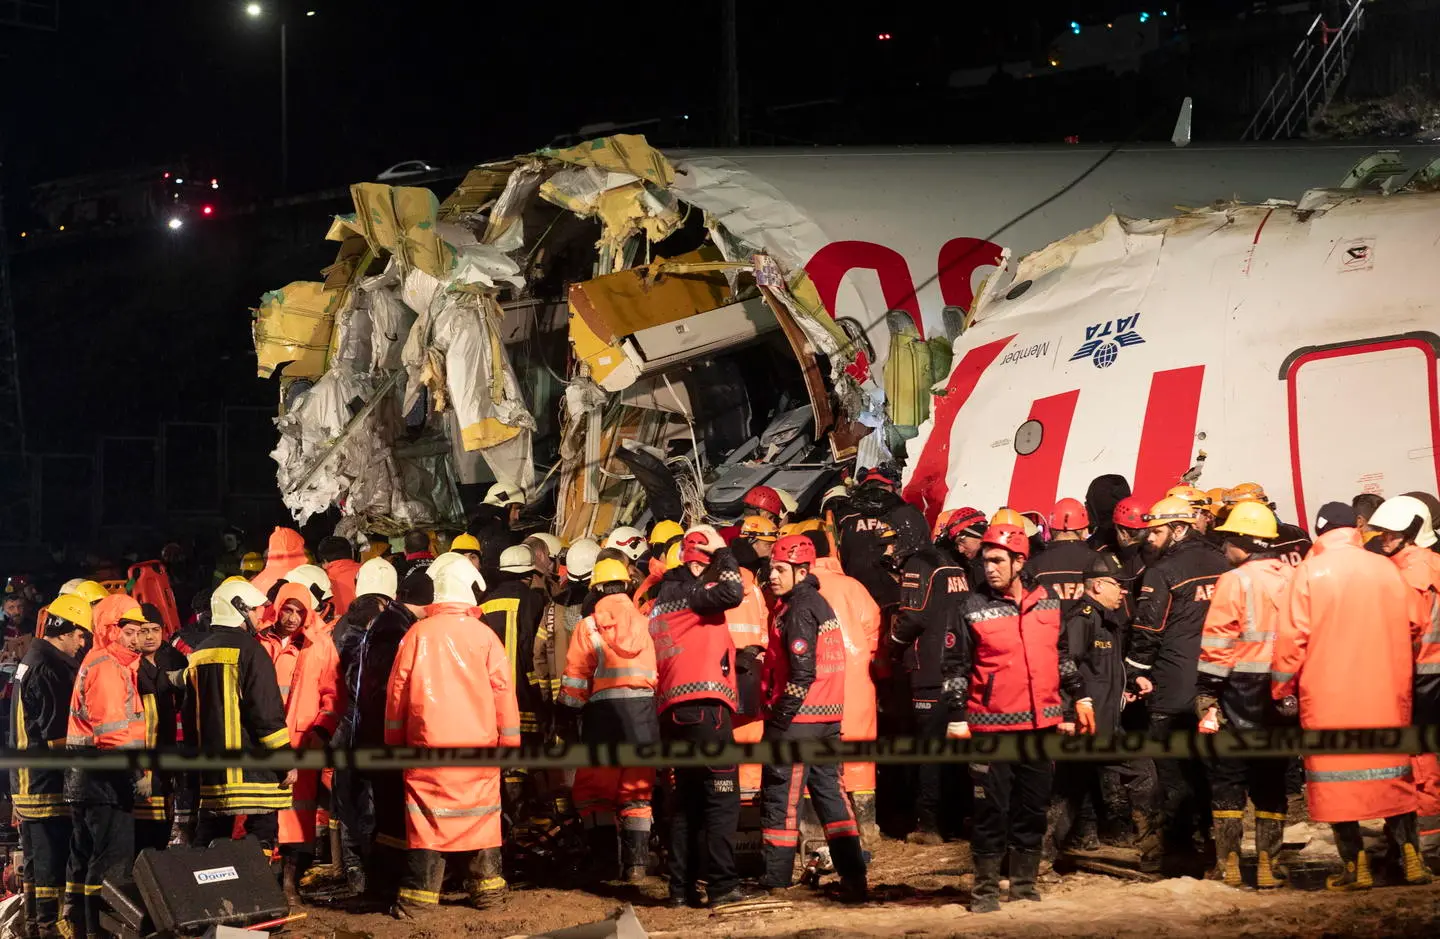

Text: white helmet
xmin=427 ymin=552 xmax=488 ymax=604
xmin=284 ymin=563 xmax=333 ymax=603
xmin=211 ymin=579 xmax=270 ymax=628
xmin=355 ymin=557 xmax=398 ymax=600
xmin=484 ymin=483 xmax=526 ymax=507
xmin=1369 ymin=495 xmax=1438 ymax=549
xmin=499 ymin=545 xmax=536 ymax=573
xmin=58 ymin=578 xmax=85 ymax=596
xmin=603 ymin=526 xmax=647 ymax=562
xmin=773 ymin=488 xmax=799 ymax=518
xmin=820 ymin=484 xmax=849 ymax=508
xmin=565 ymin=538 xmax=601 ymax=580
xmin=525 ymin=533 xmax=563 ymax=556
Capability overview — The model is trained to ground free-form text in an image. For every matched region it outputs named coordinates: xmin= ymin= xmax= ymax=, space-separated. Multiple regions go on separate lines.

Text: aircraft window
xmin=1014 ymin=419 xmax=1043 ymax=456
xmin=1006 ymin=280 xmax=1033 ymax=301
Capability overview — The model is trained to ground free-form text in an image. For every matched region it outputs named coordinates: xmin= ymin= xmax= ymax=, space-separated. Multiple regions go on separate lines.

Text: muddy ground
xmin=289 ymin=832 xmax=1440 ymax=939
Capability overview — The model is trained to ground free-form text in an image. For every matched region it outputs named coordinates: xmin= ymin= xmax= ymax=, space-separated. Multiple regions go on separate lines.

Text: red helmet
xmin=1049 ymin=498 xmax=1089 ymax=532
xmin=934 ymin=506 xmax=986 ymax=541
xmin=743 ymin=485 xmax=784 ymax=516
xmin=772 ymin=534 xmax=817 ymax=566
xmin=1113 ymin=496 xmax=1149 ymax=530
xmin=980 ymin=523 xmax=1030 ymax=558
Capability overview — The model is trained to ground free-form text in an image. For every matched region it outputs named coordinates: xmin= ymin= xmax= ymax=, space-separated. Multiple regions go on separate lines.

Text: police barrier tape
xmin=11 ymin=725 xmax=1440 ymax=772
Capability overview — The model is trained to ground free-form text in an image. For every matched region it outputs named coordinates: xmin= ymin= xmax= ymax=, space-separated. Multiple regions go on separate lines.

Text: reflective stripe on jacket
xmin=1198 ymin=557 xmax=1292 ymax=729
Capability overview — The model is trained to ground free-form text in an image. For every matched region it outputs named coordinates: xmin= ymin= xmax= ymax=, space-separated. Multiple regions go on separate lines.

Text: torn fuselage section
xmin=253 ymin=134 xmax=868 ymax=536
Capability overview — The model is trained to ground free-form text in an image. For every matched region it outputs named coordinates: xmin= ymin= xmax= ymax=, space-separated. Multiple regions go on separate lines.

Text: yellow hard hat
xmin=118 ymin=604 xmax=147 ymax=625
xmin=591 ymin=557 xmax=632 ymax=587
xmin=650 ymin=520 xmax=685 ymax=547
xmin=1166 ymin=485 xmax=1209 ymax=508
xmin=46 ymin=594 xmax=92 ymax=632
xmin=1205 ymin=488 xmax=1229 ymax=516
xmin=241 ymin=552 xmax=264 ymax=573
xmin=451 ymin=533 xmax=482 ymax=553
xmin=221 ymin=575 xmax=250 ymax=586
xmin=992 ymin=507 xmax=1039 ymax=538
xmin=778 ymin=519 xmax=823 ymax=538
xmin=69 ymin=580 xmax=109 ymax=605
xmin=664 ymin=541 xmax=683 ymax=571
xmin=1224 ymin=482 xmax=1268 ymax=506
xmin=1215 ymin=501 xmax=1279 ymax=540
xmin=740 ymin=515 xmax=779 ymax=542
xmin=1146 ymin=496 xmax=1197 ymax=528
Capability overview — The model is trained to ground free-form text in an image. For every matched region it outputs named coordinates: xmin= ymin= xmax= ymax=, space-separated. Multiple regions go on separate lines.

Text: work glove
xmin=1075 ymin=699 xmax=1097 ymax=736
xmin=1194 ymin=691 xmax=1220 ymax=721
xmin=945 ymin=721 xmax=971 ymax=740
xmin=133 ymin=773 xmax=153 ymax=800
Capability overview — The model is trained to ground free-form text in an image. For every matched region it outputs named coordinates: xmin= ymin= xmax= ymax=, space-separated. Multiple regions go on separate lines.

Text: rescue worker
xmin=261 ymin=583 xmax=340 ymax=901
xmin=837 ymin=466 xmax=928 ymax=610
xmin=470 ymin=484 xmax=525 ymax=582
xmin=10 ymin=596 xmax=88 ymax=937
xmin=760 ymin=535 xmax=867 ymax=902
xmin=602 ymin=526 xmax=648 ymax=578
xmin=134 ymin=611 xmax=184 ymax=854
xmin=1063 ymin=555 xmax=1156 ymax=860
xmin=942 ymin=524 xmax=1088 ymax=913
xmin=318 ymin=536 xmax=361 ymax=621
xmin=1029 ymin=498 xmax=1101 ymax=615
xmin=1272 ymin=502 xmax=1432 ymax=890
xmin=559 ymin=557 xmax=659 ymax=883
xmin=185 ymin=579 xmax=292 ymax=854
xmin=481 ymin=545 xmax=546 ymax=745
xmin=451 ymin=533 xmax=484 ymax=571
xmin=385 ymin=554 xmax=520 ymax=918
xmin=804 ymin=530 xmax=882 ymax=838
xmin=241 ymin=552 xmax=265 ymax=580
xmin=1110 ymin=497 xmax=1150 ymax=616
xmin=1167 ymin=485 xmax=1215 ymax=536
xmin=392 ymin=530 xmax=436 ymax=583
xmin=533 ymin=538 xmax=597 ymax=740
xmin=1365 ymin=495 xmax=1440 ymax=862
xmin=213 ymin=527 xmax=246 ymax=585
xmin=1227 ymin=484 xmax=1312 ymax=566
xmin=1352 ymin=493 xmax=1385 ymax=543
xmin=648 ymin=525 xmax=751 ymax=908
xmin=1126 ymin=495 xmax=1229 ymax=861
xmin=1195 ymin=502 xmax=1293 ymax=888
xmin=250 ymin=527 xmax=308 ymax=597
xmin=726 ymin=518 xmax=775 ymax=803
xmin=742 ymin=485 xmax=785 ymax=525
xmin=889 ymin=507 xmax=980 ymax=844
xmin=64 ymin=597 xmax=148 ymax=938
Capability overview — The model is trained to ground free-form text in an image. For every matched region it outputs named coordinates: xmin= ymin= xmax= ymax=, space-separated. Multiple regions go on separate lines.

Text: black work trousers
xmin=912 ymin=698 xmax=949 ymax=834
xmin=21 ymin=815 xmax=71 ymax=937
xmin=969 ymin=756 xmax=1054 ymax=859
xmin=1209 ymin=756 xmax=1288 ymax=817
xmin=1100 ymin=760 xmax=1157 ymax=816
xmin=759 ymin=722 xmax=866 ymax=888
xmin=332 ymin=770 xmax=375 ymax=871
xmin=66 ymin=803 xmax=134 ymax=939
xmin=660 ymin=701 xmax=740 ymax=900
xmin=194 ymin=811 xmax=278 ymax=851
xmin=1148 ymin=710 xmax=1211 ymax=839
xmin=396 ymin=846 xmax=504 ymax=909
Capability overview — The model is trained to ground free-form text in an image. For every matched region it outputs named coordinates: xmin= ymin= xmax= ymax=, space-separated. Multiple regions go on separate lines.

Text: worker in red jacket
xmin=647 ymin=525 xmax=757 ymax=909
xmin=760 ymin=535 xmax=868 ymax=902
xmin=942 ymin=524 xmax=1088 ymax=913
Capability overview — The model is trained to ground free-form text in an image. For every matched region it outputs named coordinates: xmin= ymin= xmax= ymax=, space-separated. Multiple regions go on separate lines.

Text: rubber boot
xmin=282 ymin=856 xmax=302 ymax=909
xmin=1209 ymin=814 xmax=1243 ymax=887
xmin=852 ymin=791 xmax=880 ymax=844
xmin=1385 ymin=812 xmax=1434 ymax=885
xmin=1008 ymin=849 xmax=1043 ymax=901
xmin=467 ymin=847 xmax=507 ymax=909
xmin=1132 ymin=810 xmax=1162 ymax=874
xmin=1255 ymin=814 xmax=1286 ymax=888
xmin=586 ymin=824 xmax=620 ymax=882
xmin=1326 ymin=822 xmax=1372 ymax=891
xmin=970 ymin=855 xmax=1002 ymax=914
xmin=22 ymin=883 xmax=35 ymax=938
xmin=620 ymin=828 xmax=650 ymax=883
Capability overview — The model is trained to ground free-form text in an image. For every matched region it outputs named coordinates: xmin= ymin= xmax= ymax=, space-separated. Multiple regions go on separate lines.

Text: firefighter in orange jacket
xmin=760 ymin=535 xmax=868 ymax=902
xmin=648 ymin=525 xmax=752 ymax=909
xmin=1367 ymin=495 xmax=1440 ymax=862
xmin=64 ymin=596 xmax=148 ymax=938
xmin=1272 ymin=503 xmax=1431 ymax=890
xmin=385 ymin=554 xmax=520 ymax=918
xmin=261 ymin=583 xmax=341 ymax=901
xmin=560 ymin=558 xmax=659 ymax=883
xmin=803 ymin=529 xmax=881 ymax=834
xmin=1195 ymin=502 xmax=1293 ymax=888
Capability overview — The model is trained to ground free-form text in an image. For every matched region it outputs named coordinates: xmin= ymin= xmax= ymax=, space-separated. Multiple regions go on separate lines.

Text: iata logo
xmin=1070 ymin=313 xmax=1145 ymax=369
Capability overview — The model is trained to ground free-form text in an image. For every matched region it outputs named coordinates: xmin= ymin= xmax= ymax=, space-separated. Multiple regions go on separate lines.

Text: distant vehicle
xmin=376 ymin=160 xmax=439 ymax=181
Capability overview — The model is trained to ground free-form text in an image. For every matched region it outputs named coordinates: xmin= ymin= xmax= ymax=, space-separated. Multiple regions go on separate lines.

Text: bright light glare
xmin=245 ymin=3 xmax=262 ymax=16
xmin=306 ymin=9 xmax=315 ymax=15
xmin=168 ymin=218 xmax=184 ymax=231
xmin=1070 ymin=20 xmax=1081 ymax=34
xmin=202 ymin=205 xmax=214 ymax=216
xmin=175 ymin=178 xmax=184 ymax=184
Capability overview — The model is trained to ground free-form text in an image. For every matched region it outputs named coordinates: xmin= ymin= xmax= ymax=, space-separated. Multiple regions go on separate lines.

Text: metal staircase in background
xmin=1242 ymin=0 xmax=1367 ymax=141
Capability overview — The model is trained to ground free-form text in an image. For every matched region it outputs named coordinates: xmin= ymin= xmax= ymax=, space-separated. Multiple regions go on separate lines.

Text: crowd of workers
xmin=5 ymin=470 xmax=1440 ymax=935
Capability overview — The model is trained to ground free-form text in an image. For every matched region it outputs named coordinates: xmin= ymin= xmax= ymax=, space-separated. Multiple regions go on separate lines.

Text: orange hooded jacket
xmin=66 ymin=595 xmax=145 ymax=753
xmin=560 ymin=593 xmax=657 ymax=707
xmin=386 ymin=600 xmax=520 ymax=852
xmin=260 ymin=583 xmax=340 ymax=844
xmin=251 ymin=527 xmax=308 ymax=597
xmin=324 ymin=558 xmax=362 ymax=620
xmin=1272 ymin=528 xmax=1426 ymax=823
xmin=813 ymin=556 xmax=882 ymax=794
xmin=1390 ymin=544 xmax=1440 ymax=824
